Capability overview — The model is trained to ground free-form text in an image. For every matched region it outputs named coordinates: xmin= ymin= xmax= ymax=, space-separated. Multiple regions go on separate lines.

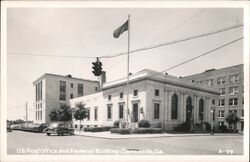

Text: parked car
xmin=7 ymin=123 xmax=12 ymax=132
xmin=44 ymin=123 xmax=74 ymax=136
xmin=21 ymin=123 xmax=33 ymax=131
xmin=11 ymin=124 xmax=23 ymax=130
xmin=31 ymin=123 xmax=48 ymax=133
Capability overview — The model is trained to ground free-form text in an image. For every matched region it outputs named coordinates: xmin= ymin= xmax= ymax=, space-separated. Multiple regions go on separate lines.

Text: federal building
xmin=33 ymin=64 xmax=244 ymax=132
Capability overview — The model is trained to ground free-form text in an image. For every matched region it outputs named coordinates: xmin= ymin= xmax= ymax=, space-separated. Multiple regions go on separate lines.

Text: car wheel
xmin=47 ymin=133 xmax=51 ymax=136
xmin=58 ymin=133 xmax=61 ymax=136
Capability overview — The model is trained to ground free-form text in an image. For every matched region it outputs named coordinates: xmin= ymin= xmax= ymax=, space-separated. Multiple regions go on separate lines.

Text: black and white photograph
xmin=1 ymin=1 xmax=249 ymax=162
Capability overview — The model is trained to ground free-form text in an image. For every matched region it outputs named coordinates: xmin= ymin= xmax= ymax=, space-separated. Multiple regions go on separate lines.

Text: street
xmin=7 ymin=131 xmax=243 ymax=155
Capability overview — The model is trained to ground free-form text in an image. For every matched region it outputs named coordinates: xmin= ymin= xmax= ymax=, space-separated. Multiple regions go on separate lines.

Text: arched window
xmin=171 ymin=94 xmax=178 ymax=119
xmin=199 ymin=99 xmax=204 ymax=121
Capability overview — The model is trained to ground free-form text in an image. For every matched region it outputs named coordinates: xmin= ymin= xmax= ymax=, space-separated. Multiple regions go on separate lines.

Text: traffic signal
xmin=92 ymin=58 xmax=103 ymax=76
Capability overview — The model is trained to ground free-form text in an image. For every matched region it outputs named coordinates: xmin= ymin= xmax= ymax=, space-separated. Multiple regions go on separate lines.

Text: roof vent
xmin=204 ymin=68 xmax=215 ymax=72
xmin=66 ymin=74 xmax=72 ymax=78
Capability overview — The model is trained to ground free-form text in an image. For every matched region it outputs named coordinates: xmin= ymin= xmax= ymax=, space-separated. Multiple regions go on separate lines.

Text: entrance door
xmin=132 ymin=103 xmax=138 ymax=122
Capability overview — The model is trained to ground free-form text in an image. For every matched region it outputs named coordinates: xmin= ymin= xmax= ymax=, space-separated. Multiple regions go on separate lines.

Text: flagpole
xmin=126 ymin=14 xmax=130 ymax=128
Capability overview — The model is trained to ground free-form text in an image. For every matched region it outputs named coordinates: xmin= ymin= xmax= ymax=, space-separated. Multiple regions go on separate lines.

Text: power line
xmin=104 ymin=36 xmax=243 ymax=86
xmin=8 ymin=23 xmax=243 ymax=59
xmin=148 ymin=37 xmax=243 ymax=79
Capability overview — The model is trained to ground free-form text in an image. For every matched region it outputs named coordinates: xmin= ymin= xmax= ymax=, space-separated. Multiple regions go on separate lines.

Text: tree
xmin=225 ymin=113 xmax=240 ymax=130
xmin=49 ymin=109 xmax=59 ymax=122
xmin=73 ymin=102 xmax=88 ymax=130
xmin=49 ymin=104 xmax=72 ymax=123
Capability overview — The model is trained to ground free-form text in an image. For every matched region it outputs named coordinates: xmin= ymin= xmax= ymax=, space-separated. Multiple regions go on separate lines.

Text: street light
xmin=210 ymin=109 xmax=215 ymax=135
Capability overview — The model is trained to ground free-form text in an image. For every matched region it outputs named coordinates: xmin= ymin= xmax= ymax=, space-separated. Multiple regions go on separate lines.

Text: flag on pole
xmin=113 ymin=20 xmax=128 ymax=38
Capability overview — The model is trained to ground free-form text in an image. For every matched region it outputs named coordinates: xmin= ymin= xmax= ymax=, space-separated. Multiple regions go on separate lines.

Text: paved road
xmin=7 ymin=131 xmax=243 ymax=155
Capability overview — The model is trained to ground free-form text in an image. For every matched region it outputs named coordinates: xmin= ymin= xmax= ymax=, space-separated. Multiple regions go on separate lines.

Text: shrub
xmin=138 ymin=119 xmax=151 ymax=128
xmin=110 ymin=128 xmax=130 ymax=134
xmin=218 ymin=125 xmax=228 ymax=133
xmin=174 ymin=122 xmax=191 ymax=132
xmin=84 ymin=126 xmax=112 ymax=132
xmin=113 ymin=120 xmax=121 ymax=128
xmin=130 ymin=128 xmax=162 ymax=134
xmin=204 ymin=122 xmax=211 ymax=131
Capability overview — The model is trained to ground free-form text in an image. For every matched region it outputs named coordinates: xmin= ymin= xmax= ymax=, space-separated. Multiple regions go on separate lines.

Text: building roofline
xmin=102 ymin=73 xmax=219 ymax=95
xmin=183 ymin=64 xmax=243 ymax=78
xmin=33 ymin=73 xmax=99 ymax=84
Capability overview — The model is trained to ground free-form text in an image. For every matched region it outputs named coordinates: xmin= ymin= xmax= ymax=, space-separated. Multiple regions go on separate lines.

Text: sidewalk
xmin=74 ymin=131 xmax=242 ymax=139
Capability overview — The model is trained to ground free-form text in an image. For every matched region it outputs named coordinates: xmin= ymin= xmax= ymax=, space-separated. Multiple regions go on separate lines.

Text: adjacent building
xmin=33 ymin=73 xmax=100 ymax=124
xmin=70 ymin=69 xmax=219 ymax=131
xmin=182 ymin=64 xmax=244 ymax=131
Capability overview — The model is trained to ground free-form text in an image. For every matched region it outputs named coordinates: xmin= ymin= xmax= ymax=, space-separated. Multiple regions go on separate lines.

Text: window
xmin=35 ymin=84 xmax=38 ymax=101
xmin=229 ymin=86 xmax=239 ymax=95
xmin=242 ymin=109 xmax=244 ymax=117
xmin=108 ymin=95 xmax=112 ymax=101
xmin=155 ymin=89 xmax=159 ymax=96
xmin=171 ymin=94 xmax=178 ymax=119
xmin=59 ymin=81 xmax=66 ymax=100
xmin=229 ymin=74 xmax=239 ymax=83
xmin=229 ymin=110 xmax=237 ymax=115
xmin=229 ymin=98 xmax=238 ymax=106
xmin=95 ymin=87 xmax=98 ymax=92
xmin=75 ymin=125 xmax=78 ymax=129
xmin=218 ymin=110 xmax=225 ymax=118
xmin=206 ymin=79 xmax=213 ymax=86
xmin=77 ymin=83 xmax=84 ymax=97
xmin=120 ymin=93 xmax=123 ymax=99
xmin=229 ymin=123 xmax=237 ymax=130
xmin=70 ymin=93 xmax=73 ymax=99
xmin=219 ymin=99 xmax=225 ymax=107
xmin=94 ymin=108 xmax=98 ymax=120
xmin=107 ymin=105 xmax=112 ymax=120
xmin=119 ymin=104 xmax=124 ymax=119
xmin=242 ymin=97 xmax=244 ymax=105
xmin=199 ymin=99 xmax=204 ymax=121
xmin=70 ymin=83 xmax=74 ymax=88
xmin=218 ymin=121 xmax=224 ymax=126
xmin=219 ymin=88 xmax=226 ymax=95
xmin=212 ymin=99 xmax=215 ymax=105
xmin=154 ymin=103 xmax=160 ymax=119
xmin=86 ymin=109 xmax=90 ymax=120
xmin=217 ymin=76 xmax=226 ymax=85
xmin=133 ymin=89 xmax=138 ymax=97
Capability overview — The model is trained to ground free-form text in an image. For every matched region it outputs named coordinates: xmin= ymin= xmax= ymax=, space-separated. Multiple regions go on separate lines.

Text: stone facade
xmin=70 ymin=69 xmax=219 ymax=131
xmin=33 ymin=73 xmax=100 ymax=124
xmin=182 ymin=64 xmax=244 ymax=131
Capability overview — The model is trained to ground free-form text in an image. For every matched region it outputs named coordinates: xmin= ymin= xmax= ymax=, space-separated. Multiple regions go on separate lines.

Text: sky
xmin=6 ymin=7 xmax=243 ymax=120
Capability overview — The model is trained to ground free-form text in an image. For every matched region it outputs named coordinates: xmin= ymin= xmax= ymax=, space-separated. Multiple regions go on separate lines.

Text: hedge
xmin=110 ymin=128 xmax=130 ymax=134
xmin=84 ymin=126 xmax=112 ymax=132
xmin=130 ymin=128 xmax=162 ymax=134
xmin=110 ymin=128 xmax=162 ymax=134
xmin=138 ymin=119 xmax=151 ymax=128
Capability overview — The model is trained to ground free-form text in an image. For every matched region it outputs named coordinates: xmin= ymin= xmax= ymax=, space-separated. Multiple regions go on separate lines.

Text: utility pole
xmin=126 ymin=14 xmax=130 ymax=129
xmin=25 ymin=102 xmax=28 ymax=122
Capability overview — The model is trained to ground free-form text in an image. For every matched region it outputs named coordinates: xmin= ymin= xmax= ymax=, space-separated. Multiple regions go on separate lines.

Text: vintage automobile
xmin=44 ymin=123 xmax=74 ymax=136
xmin=31 ymin=123 xmax=48 ymax=133
xmin=7 ymin=123 xmax=12 ymax=132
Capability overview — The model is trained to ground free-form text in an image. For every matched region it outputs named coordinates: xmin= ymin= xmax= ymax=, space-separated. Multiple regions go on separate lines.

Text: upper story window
xmin=206 ymin=79 xmax=213 ymax=86
xmin=108 ymin=95 xmax=112 ymax=101
xmin=219 ymin=99 xmax=225 ymax=107
xmin=229 ymin=98 xmax=238 ymax=106
xmin=229 ymin=110 xmax=237 ymax=115
xmin=35 ymin=81 xmax=43 ymax=101
xmin=155 ymin=89 xmax=159 ymax=97
xmin=70 ymin=83 xmax=74 ymax=88
xmin=212 ymin=99 xmax=215 ymax=105
xmin=59 ymin=81 xmax=66 ymax=100
xmin=229 ymin=86 xmax=239 ymax=95
xmin=217 ymin=76 xmax=226 ymax=85
xmin=218 ymin=110 xmax=225 ymax=118
xmin=219 ymin=88 xmax=226 ymax=95
xmin=133 ymin=89 xmax=138 ymax=97
xmin=229 ymin=74 xmax=239 ymax=83
xmin=77 ymin=83 xmax=84 ymax=97
xmin=120 ymin=92 xmax=123 ymax=99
